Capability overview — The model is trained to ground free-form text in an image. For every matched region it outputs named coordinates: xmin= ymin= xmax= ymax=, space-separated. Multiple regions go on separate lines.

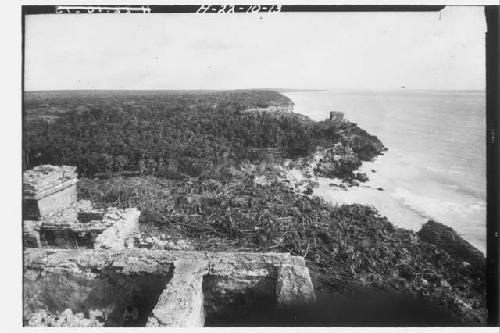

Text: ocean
xmin=284 ymin=90 xmax=486 ymax=253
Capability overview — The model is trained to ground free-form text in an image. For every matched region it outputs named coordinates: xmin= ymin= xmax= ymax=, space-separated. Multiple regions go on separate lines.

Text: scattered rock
xmin=423 ymin=271 xmax=442 ymax=283
xmin=397 ymin=263 xmax=415 ymax=279
xmin=303 ymin=185 xmax=314 ymax=195
xmin=26 ymin=309 xmax=104 ymax=327
xmin=134 ymin=233 xmax=193 ymax=250
xmin=279 ymin=181 xmax=293 ymax=191
xmin=441 ymin=280 xmax=452 ymax=289
xmin=355 ymin=172 xmax=369 ymax=183
xmin=310 ymin=181 xmax=320 ymax=188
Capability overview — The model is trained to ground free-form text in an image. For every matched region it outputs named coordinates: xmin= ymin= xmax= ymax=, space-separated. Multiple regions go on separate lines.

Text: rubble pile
xmin=133 ymin=233 xmax=193 ymax=251
xmin=26 ymin=309 xmax=104 ymax=327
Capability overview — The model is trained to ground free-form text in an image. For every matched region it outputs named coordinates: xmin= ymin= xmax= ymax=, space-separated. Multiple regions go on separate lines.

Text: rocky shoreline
xmin=79 ymin=111 xmax=487 ymax=323
xmin=26 ymin=90 xmax=486 ymax=324
xmin=232 ymin=110 xmax=487 ymax=323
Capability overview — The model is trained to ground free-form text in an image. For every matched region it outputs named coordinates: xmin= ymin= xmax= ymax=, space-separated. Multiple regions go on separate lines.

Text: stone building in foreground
xmin=23 ymin=165 xmax=317 ymax=327
xmin=23 ymin=165 xmax=140 ymax=250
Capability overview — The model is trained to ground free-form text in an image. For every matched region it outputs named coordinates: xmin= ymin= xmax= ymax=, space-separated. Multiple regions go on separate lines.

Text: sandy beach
xmin=284 ymin=90 xmax=487 ymax=254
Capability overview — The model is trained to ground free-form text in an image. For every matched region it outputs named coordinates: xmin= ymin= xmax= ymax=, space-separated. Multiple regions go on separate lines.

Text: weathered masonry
xmin=329 ymin=111 xmax=344 ymax=122
xmin=23 ymin=165 xmax=140 ymax=250
xmin=22 ymin=165 xmax=317 ymax=327
xmin=24 ymin=249 xmax=316 ymax=327
xmin=24 ymin=165 xmax=78 ymax=220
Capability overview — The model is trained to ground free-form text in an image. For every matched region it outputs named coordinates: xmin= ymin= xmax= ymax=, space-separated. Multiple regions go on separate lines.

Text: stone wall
xmin=23 ymin=165 xmax=140 ymax=251
xmin=24 ymin=249 xmax=317 ymax=327
xmin=22 ymin=166 xmax=316 ymax=327
xmin=34 ymin=207 xmax=140 ymax=250
xmin=329 ymin=111 xmax=344 ymax=122
xmin=23 ymin=165 xmax=78 ymax=220
xmin=24 ymin=184 xmax=78 ymax=220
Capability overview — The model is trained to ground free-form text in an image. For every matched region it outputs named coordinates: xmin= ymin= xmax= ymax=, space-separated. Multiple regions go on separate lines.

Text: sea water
xmin=284 ymin=90 xmax=486 ymax=253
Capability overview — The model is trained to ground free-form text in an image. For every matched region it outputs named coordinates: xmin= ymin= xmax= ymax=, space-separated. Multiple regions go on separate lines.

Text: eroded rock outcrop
xmin=417 ymin=220 xmax=485 ymax=270
xmin=314 ymin=144 xmax=362 ymax=180
xmin=341 ymin=128 xmax=385 ymax=161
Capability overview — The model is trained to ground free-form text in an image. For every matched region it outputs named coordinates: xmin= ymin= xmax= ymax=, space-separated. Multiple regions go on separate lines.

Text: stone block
xmin=147 ymin=260 xmax=207 ymax=327
xmin=23 ymin=183 xmax=77 ymax=220
xmin=94 ymin=208 xmax=141 ymax=250
xmin=23 ymin=220 xmax=42 ymax=248
xmin=23 ymin=165 xmax=78 ymax=220
xmin=276 ymin=264 xmax=316 ymax=307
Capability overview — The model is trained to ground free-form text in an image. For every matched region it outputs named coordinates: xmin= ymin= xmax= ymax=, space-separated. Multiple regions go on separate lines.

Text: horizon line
xmin=24 ymin=87 xmax=486 ymax=93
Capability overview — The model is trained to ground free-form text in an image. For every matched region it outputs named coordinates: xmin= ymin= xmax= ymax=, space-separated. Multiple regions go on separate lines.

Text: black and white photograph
xmin=16 ymin=2 xmax=499 ymax=328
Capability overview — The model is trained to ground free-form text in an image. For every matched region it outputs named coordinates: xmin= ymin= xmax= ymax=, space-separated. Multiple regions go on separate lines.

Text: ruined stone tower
xmin=329 ymin=111 xmax=344 ymax=122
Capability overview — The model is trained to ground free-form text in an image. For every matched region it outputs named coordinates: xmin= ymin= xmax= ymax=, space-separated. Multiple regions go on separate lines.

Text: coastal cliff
xmin=25 ymin=90 xmax=486 ymax=324
xmin=418 ymin=220 xmax=486 ymax=270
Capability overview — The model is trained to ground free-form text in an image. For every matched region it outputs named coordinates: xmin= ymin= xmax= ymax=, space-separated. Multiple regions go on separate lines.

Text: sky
xmin=25 ymin=6 xmax=486 ymax=91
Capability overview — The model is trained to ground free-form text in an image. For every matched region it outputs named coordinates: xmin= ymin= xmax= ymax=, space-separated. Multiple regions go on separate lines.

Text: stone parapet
xmin=24 ymin=249 xmax=316 ymax=327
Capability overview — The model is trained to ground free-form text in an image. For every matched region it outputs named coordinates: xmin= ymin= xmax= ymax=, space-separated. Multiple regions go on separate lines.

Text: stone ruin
xmin=23 ymin=165 xmax=140 ymax=250
xmin=24 ymin=249 xmax=316 ymax=327
xmin=329 ymin=111 xmax=344 ymax=122
xmin=23 ymin=165 xmax=317 ymax=327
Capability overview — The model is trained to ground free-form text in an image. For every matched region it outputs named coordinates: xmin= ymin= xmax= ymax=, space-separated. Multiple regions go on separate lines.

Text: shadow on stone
xmin=24 ymin=269 xmax=173 ymax=327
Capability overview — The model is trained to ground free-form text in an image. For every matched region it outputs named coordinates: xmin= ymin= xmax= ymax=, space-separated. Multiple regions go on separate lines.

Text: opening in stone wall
xmin=202 ymin=274 xmax=278 ymax=326
xmin=23 ymin=268 xmax=173 ymax=327
xmin=40 ymin=228 xmax=97 ymax=248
